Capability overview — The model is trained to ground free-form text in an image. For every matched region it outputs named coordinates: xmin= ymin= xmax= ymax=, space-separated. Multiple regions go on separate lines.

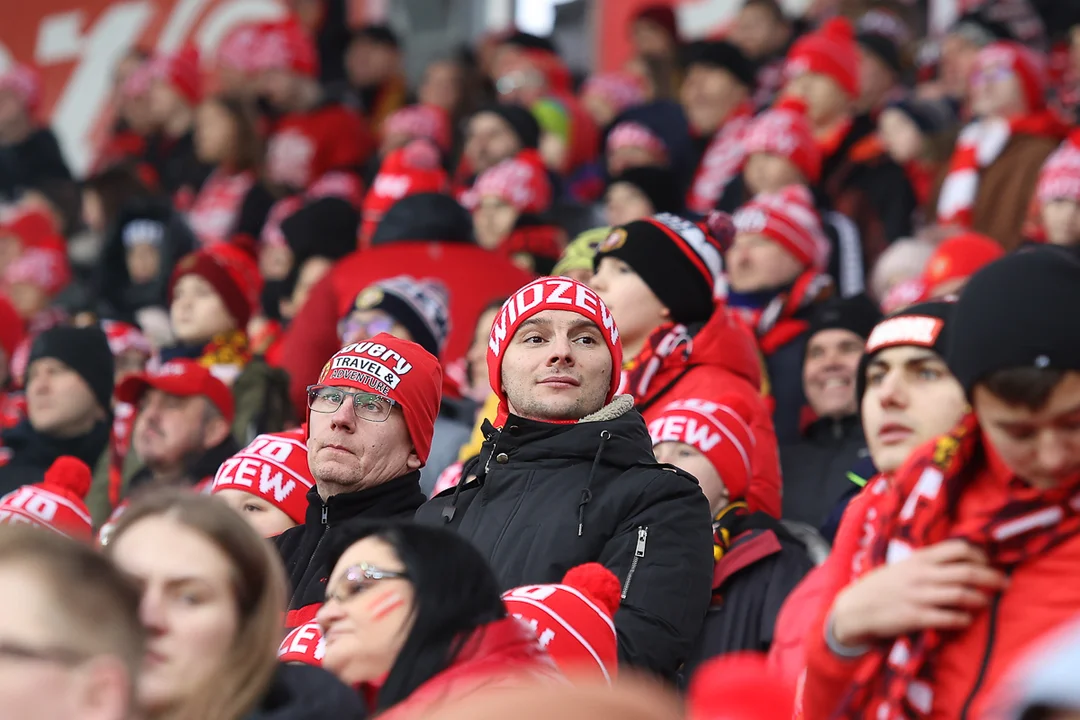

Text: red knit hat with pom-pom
xmin=502 ymin=562 xmax=621 ymax=683
xmin=0 ymin=456 xmax=94 ymax=540
xmin=742 ymin=97 xmax=822 ymax=183
xmin=688 ymin=652 xmax=796 ymax=720
xmin=785 ymin=17 xmax=860 ymax=99
xmin=149 ymin=46 xmax=202 ymax=105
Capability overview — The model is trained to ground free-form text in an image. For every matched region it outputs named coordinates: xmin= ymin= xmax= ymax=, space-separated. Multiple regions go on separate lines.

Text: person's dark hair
xmin=980 ymin=367 xmax=1068 ymax=411
xmin=82 ymin=163 xmax=152 ymax=232
xmin=204 ymin=95 xmax=264 ymax=174
xmin=326 ymin=521 xmax=507 ymax=711
xmin=352 ymin=23 xmax=401 ymax=49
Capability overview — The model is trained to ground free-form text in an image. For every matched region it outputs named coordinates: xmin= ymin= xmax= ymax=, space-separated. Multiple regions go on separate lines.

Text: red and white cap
xmin=116 ymin=358 xmax=235 ymax=423
xmin=216 ymin=21 xmax=266 ymax=73
xmin=253 ymin=19 xmax=318 ymax=77
xmin=1037 ymin=130 xmax=1080 ymax=206
xmin=0 ymin=64 xmax=41 ymax=113
xmin=0 ymin=457 xmax=94 ymax=540
xmin=606 ymin=121 xmax=668 ymax=162
xmin=647 ymin=397 xmax=755 ymax=502
xmin=732 ymin=185 xmax=830 ymax=271
xmin=972 ymin=41 xmax=1047 ymax=112
xmin=382 ymin=104 xmax=452 ymax=154
xmin=503 ymin=563 xmax=621 ymax=683
xmin=742 ymin=97 xmax=821 ymax=183
xmin=101 ymin=319 xmax=152 ymax=358
xmin=463 ymin=149 xmax=552 ymax=214
xmin=212 ymin=428 xmax=314 ymax=524
xmin=487 ymin=277 xmax=622 ymax=426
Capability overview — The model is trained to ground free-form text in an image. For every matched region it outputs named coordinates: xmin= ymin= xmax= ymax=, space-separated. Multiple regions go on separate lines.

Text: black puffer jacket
xmin=0 ymin=419 xmax=110 ymax=497
xmin=415 ymin=396 xmax=714 ymax=680
xmin=779 ymin=414 xmax=869 ymax=528
xmin=244 ymin=663 xmax=366 ymax=719
xmin=274 ymin=474 xmax=426 ymax=627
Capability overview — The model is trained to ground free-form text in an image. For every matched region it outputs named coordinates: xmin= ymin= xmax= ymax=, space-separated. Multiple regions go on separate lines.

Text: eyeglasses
xmin=0 ymin=639 xmax=88 ymax=667
xmin=307 ymin=385 xmax=396 ymax=423
xmin=325 ymin=563 xmax=410 ymax=604
xmin=338 ymin=316 xmax=398 ymax=345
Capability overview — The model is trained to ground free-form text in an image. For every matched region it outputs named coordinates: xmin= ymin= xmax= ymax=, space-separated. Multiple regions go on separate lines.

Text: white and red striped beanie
xmin=606 ymin=121 xmax=668 ymax=163
xmin=0 ymin=64 xmax=41 ymax=114
xmin=503 ymin=563 xmax=621 ymax=683
xmin=487 ymin=277 xmax=622 ymax=426
xmin=1037 ymin=130 xmax=1080 ymax=206
xmin=383 ymin=104 xmax=452 ymax=154
xmin=211 ymin=428 xmax=315 ymax=524
xmin=216 ymin=22 xmax=265 ymax=74
xmin=3 ymin=243 xmax=71 ymax=299
xmin=972 ymin=41 xmax=1047 ymax=112
xmin=463 ymin=149 xmax=552 ymax=214
xmin=253 ymin=19 xmax=319 ymax=77
xmin=647 ymin=397 xmax=755 ymax=502
xmin=149 ymin=47 xmax=202 ymax=106
xmin=732 ymin=185 xmax=830 ymax=271
xmin=742 ymin=97 xmax=822 ymax=183
xmin=0 ymin=457 xmax=93 ymax=540
xmin=582 ymin=72 xmax=646 ymax=115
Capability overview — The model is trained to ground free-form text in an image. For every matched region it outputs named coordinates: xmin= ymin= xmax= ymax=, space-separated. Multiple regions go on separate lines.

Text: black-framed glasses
xmin=0 ymin=639 xmax=88 ymax=667
xmin=325 ymin=563 xmax=410 ymax=604
xmin=307 ymin=385 xmax=396 ymax=423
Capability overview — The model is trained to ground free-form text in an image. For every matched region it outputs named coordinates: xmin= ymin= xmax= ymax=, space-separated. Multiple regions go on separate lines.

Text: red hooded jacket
xmin=631 ymin=307 xmax=783 ymax=518
xmin=374 ymin=617 xmax=560 ymax=720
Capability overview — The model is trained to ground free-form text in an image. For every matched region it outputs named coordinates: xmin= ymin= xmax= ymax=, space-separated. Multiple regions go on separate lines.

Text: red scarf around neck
xmin=836 ymin=414 xmax=1080 ymax=719
xmin=732 ymin=271 xmax=832 ymax=356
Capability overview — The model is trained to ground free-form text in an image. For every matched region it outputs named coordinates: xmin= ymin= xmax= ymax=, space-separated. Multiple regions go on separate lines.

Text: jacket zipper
xmin=620 ymin=526 xmax=649 ymax=600
xmin=958 ymin=592 xmax=1001 ymax=720
xmin=287 ymin=506 xmax=330 ymax=610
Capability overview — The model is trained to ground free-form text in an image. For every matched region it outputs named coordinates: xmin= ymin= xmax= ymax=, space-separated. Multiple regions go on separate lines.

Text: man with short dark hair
xmin=0 ymin=524 xmax=143 ymax=719
xmin=418 ymin=277 xmax=714 ymax=679
xmin=804 ymin=246 xmax=1080 ymax=719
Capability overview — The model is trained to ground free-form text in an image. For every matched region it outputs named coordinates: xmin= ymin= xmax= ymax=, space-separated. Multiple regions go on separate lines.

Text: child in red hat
xmin=464 ymin=150 xmax=554 ymax=255
xmin=0 ymin=456 xmax=94 ymax=540
xmin=1035 ymin=130 xmax=1080 ymax=247
xmin=741 ymin=97 xmax=822 ymax=197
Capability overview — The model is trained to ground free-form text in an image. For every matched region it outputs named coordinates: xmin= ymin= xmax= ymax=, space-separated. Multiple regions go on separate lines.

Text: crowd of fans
xmin=2 ymin=0 xmax=1080 ymax=717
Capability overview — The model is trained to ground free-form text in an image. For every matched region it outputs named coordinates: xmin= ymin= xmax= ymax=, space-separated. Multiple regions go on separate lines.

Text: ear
xmin=203 ymin=408 xmax=233 ymax=450
xmin=406 ymin=449 xmax=422 ymax=471
xmin=76 ymin=656 xmax=133 ymax=720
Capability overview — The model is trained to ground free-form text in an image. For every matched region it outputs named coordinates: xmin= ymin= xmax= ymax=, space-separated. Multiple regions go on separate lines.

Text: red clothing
xmin=266 ymin=102 xmax=374 ymax=191
xmin=802 ymin=437 xmax=1080 ymax=719
xmin=0 ymin=391 xmax=25 ymax=431
xmin=375 ymin=617 xmax=560 ymax=720
xmin=279 ymin=242 xmax=534 ymax=415
xmin=629 ymin=307 xmax=783 ymax=518
xmin=186 ymin=169 xmax=255 ymax=246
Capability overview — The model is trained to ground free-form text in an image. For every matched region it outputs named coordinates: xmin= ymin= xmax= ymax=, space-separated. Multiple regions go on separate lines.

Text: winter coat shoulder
xmin=415 ymin=396 xmax=714 ymax=680
xmin=245 ymin=663 xmax=366 ymax=720
xmin=0 ymin=419 xmax=110 ymax=498
xmin=779 ymin=414 xmax=869 ymax=528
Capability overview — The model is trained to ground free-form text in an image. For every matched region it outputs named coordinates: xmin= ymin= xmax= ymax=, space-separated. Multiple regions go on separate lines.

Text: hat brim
xmin=115 ymin=372 xmax=203 ymax=407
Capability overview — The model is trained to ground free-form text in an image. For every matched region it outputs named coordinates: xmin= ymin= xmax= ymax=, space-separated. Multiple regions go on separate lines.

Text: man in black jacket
xmin=416 ymin=277 xmax=714 ymax=680
xmin=0 ymin=327 xmax=113 ymax=497
xmin=275 ymin=333 xmax=441 ymax=629
xmin=780 ymin=294 xmax=880 ymax=528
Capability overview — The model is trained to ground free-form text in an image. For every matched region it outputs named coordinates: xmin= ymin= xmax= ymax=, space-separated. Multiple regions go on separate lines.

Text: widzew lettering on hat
xmin=648 ymin=415 xmax=723 ymax=453
xmin=0 ymin=488 xmax=59 ymax=522
xmin=866 ymin=315 xmax=944 ymax=354
xmin=215 ymin=457 xmax=297 ymax=503
xmin=489 ymin=279 xmax=619 ymax=357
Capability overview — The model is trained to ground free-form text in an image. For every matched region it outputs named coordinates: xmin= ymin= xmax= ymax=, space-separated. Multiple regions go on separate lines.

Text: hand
xmin=831 ymin=540 xmax=1009 ymax=648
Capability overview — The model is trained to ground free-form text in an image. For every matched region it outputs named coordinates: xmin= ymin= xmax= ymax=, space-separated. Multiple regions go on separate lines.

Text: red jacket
xmin=802 ymin=438 xmax=1080 ymax=719
xmin=374 ymin=617 xmax=560 ymax=720
xmin=634 ymin=308 xmax=783 ymax=518
xmin=279 ymin=242 xmax=534 ymax=415
xmin=266 ymin=102 xmax=374 ymax=191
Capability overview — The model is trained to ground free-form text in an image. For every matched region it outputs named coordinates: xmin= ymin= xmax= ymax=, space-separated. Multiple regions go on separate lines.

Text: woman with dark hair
xmin=186 ymin=95 xmax=276 ymax=247
xmin=317 ymin=521 xmax=558 ymax=718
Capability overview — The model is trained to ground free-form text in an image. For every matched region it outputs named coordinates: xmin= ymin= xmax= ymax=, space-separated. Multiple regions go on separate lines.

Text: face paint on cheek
xmin=369 ymin=591 xmax=405 ymax=621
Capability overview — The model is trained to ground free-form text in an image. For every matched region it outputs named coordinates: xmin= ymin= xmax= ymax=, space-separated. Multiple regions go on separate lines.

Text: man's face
xmin=970 ymin=63 xmax=1025 ymax=118
xmin=877 ymin=108 xmax=924 ymax=165
xmin=132 ymin=391 xmax=213 ymax=471
xmin=743 ymin=152 xmax=804 ymax=195
xmin=590 ymin=257 xmax=668 ymax=357
xmin=472 ymin=196 xmax=519 ymax=250
xmin=464 ymin=113 xmax=522 ymax=175
xmin=500 ymin=309 xmax=613 ymax=422
xmin=861 ymin=346 xmax=967 ymax=473
xmin=170 ymin=274 xmax=237 ymax=345
xmin=346 ymin=39 xmax=399 ymax=87
xmin=307 ymin=394 xmax=418 ymax=496
xmin=803 ymin=329 xmax=864 ymax=419
xmin=974 ymin=372 xmax=1080 ymax=490
xmin=725 ymin=232 xmax=806 ymax=293
xmin=604 ymin=183 xmax=655 ymax=227
xmin=26 ymin=358 xmax=100 ymax=439
xmin=680 ymin=65 xmax=747 ymax=135
xmin=1042 ymin=199 xmax=1080 ymax=247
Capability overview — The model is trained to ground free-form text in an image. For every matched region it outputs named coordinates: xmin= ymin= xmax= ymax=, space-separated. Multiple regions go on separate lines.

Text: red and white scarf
xmin=937 ymin=112 xmax=1067 ymax=228
xmin=686 ymin=102 xmax=754 ymax=215
xmin=187 ymin=169 xmax=255 ymax=247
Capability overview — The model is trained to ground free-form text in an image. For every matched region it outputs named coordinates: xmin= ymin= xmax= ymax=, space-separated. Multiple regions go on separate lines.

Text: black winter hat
xmin=856 ymin=300 xmax=954 ymax=405
xmin=594 ymin=214 xmax=723 ymax=324
xmin=351 ymin=24 xmax=400 ymax=49
xmin=606 ymin=167 xmax=685 ymax=217
xmin=682 ymin=41 xmax=757 ymax=89
xmin=280 ymin=197 xmax=360 ymax=261
xmin=475 ymin=104 xmax=541 ymax=150
xmin=346 ymin=276 xmax=451 ymax=358
xmin=28 ymin=326 xmax=115 ymax=414
xmin=501 ymin=31 xmax=557 ymax=54
xmin=857 ymin=32 xmax=902 ymax=75
xmin=370 ymin=193 xmax=474 ymax=247
xmin=949 ymin=10 xmax=1016 ymax=48
xmin=884 ymin=97 xmax=958 ymax=135
xmin=808 ymin=293 xmax=883 ymax=344
xmin=946 ymin=246 xmax=1080 ymax=396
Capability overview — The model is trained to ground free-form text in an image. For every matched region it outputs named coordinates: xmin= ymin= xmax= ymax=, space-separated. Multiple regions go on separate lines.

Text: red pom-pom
xmin=705 ymin=211 xmax=736 ymax=253
xmin=41 ymin=456 xmax=92 ymax=500
xmin=563 ymin=562 xmax=622 ymax=617
xmin=820 ymin=17 xmax=854 ymax=41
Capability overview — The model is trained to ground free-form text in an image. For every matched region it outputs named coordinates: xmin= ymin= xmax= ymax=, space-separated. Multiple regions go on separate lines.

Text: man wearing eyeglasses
xmin=275 ymin=332 xmax=443 ymax=633
xmin=0 ymin=524 xmax=143 ymax=720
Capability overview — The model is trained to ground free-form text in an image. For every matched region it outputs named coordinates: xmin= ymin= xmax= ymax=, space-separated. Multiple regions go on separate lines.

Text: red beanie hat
xmin=646 ymin=397 xmax=755 ymax=502
xmin=785 ymin=17 xmax=860 ymax=99
xmin=463 ymin=149 xmax=553 ymax=214
xmin=3 ymin=242 xmax=72 ymax=299
xmin=361 ymin=140 xmax=449 ymax=242
xmin=920 ymin=232 xmax=1004 ymax=297
xmin=0 ymin=64 xmax=41 ymax=114
xmin=101 ymin=319 xmax=152 ymax=358
xmin=216 ymin=22 xmax=264 ymax=73
xmin=606 ymin=121 xmax=669 ymax=163
xmin=279 ymin=620 xmax=325 ymax=665
xmin=742 ymin=97 xmax=822 ymax=183
xmin=382 ymin=104 xmax=452 ymax=154
xmin=688 ymin=652 xmax=796 ymax=720
xmin=0 ymin=292 xmax=25 ymax=360
xmin=316 ymin=333 xmax=444 ymax=465
xmin=732 ymin=185 xmax=830 ymax=270
xmin=0 ymin=456 xmax=93 ymax=540
xmin=503 ymin=563 xmax=621 ymax=682
xmin=169 ymin=244 xmax=263 ymax=328
xmin=254 ymin=19 xmax=319 ymax=77
xmin=150 ymin=46 xmax=201 ymax=105
xmin=1037 ymin=130 xmax=1080 ymax=206
xmin=212 ymin=428 xmax=314 ymax=524
xmin=972 ymin=41 xmax=1047 ymax=112
xmin=487 ymin=277 xmax=623 ymax=426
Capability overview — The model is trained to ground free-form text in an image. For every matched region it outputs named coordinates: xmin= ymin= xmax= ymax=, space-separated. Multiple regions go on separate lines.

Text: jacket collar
xmin=129 ymin=433 xmax=240 ymax=490
xmin=804 ymin=413 xmax=863 ymax=442
xmin=305 ymin=472 xmax=425 ymax=526
xmin=0 ymin=418 xmax=111 ymax=469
